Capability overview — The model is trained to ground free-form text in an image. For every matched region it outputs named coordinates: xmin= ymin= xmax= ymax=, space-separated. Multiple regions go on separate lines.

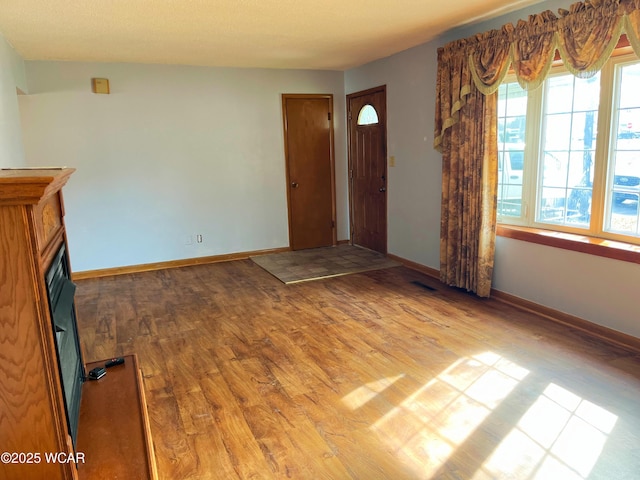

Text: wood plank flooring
xmin=74 ymin=260 xmax=640 ymax=479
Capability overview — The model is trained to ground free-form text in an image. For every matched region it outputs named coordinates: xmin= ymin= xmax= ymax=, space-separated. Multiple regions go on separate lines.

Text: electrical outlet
xmin=196 ymin=234 xmax=203 ymax=243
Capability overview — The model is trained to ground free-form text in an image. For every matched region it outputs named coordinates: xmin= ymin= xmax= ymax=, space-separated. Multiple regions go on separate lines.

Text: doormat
xmin=250 ymin=244 xmax=400 ymax=284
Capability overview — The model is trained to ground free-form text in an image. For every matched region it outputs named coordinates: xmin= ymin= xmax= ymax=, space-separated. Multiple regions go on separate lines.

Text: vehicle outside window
xmin=498 ymin=143 xmax=525 ymax=216
xmin=605 ymin=61 xmax=640 ymax=236
xmin=537 ymin=71 xmax=599 ymax=228
xmin=497 ymin=83 xmax=527 ymax=218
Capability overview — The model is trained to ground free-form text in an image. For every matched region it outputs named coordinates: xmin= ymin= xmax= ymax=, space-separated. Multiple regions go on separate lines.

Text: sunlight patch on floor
xmin=342 ymin=352 xmax=529 ymax=477
xmin=476 ymin=383 xmax=618 ymax=479
xmin=341 ymin=351 xmax=618 ymax=479
xmin=341 ymin=374 xmax=406 ymax=410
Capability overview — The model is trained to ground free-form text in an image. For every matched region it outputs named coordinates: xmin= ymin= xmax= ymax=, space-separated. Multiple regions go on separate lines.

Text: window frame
xmin=497 ymin=52 xmax=640 ymax=252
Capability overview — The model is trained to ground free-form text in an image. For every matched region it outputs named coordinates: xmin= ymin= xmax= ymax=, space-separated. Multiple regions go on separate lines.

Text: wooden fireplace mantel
xmin=0 ymin=168 xmax=156 ymax=480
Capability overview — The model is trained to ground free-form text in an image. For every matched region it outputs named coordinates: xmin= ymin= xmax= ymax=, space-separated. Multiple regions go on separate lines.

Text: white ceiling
xmin=0 ymin=0 xmax=544 ymax=71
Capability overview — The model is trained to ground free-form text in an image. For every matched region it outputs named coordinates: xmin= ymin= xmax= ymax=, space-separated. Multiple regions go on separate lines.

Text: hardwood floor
xmin=74 ymin=260 xmax=640 ymax=479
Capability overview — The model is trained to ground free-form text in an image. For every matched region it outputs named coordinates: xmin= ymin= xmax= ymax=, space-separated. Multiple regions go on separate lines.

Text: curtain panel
xmin=435 ymin=0 xmax=640 ymax=297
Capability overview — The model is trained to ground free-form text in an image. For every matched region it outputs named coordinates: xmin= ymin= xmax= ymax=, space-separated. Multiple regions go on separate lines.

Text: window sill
xmin=496 ymin=225 xmax=640 ymax=265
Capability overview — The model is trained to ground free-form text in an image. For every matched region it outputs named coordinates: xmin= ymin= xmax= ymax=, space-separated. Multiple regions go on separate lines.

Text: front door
xmin=282 ymin=94 xmax=336 ymax=250
xmin=347 ymin=86 xmax=387 ymax=253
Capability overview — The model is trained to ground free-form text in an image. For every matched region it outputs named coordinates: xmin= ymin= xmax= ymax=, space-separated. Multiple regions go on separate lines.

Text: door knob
xmin=291 ymin=182 xmax=299 ymax=188
xmin=379 ymin=187 xmax=386 ymax=192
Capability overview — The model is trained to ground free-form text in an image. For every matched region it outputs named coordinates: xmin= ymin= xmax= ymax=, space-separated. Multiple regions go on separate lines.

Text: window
xmin=497 ymin=53 xmax=640 ymax=243
xmin=497 ymin=83 xmax=527 ymax=218
xmin=357 ymin=104 xmax=379 ymax=125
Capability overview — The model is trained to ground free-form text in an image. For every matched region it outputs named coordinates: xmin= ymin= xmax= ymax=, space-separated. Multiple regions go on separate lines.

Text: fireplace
xmin=45 ymin=244 xmax=84 ymax=448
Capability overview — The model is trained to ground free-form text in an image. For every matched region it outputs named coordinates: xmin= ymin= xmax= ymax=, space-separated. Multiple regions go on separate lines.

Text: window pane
xmin=617 ymin=108 xmax=640 ymax=139
xmin=357 ymin=104 xmax=379 ymax=125
xmin=545 ymin=113 xmax=572 ymax=150
xmin=571 ymin=111 xmax=598 ymax=151
xmin=505 ymin=83 xmax=527 ymax=117
xmin=538 ymin=73 xmax=600 ymax=228
xmin=619 ymin=63 xmax=640 ymax=109
xmin=573 ymin=77 xmax=601 ymax=111
xmin=545 ymin=75 xmax=574 ymax=114
xmin=497 ymin=82 xmax=527 ymax=217
xmin=604 ymin=62 xmax=640 ymax=238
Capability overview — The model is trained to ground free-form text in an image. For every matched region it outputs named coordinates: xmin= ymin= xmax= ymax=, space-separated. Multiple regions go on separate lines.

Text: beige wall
xmin=0 ymin=33 xmax=26 ymax=168
xmin=20 ymin=61 xmax=347 ymax=271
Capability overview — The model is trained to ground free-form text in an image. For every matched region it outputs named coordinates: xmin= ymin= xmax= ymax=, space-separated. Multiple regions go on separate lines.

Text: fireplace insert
xmin=45 ymin=244 xmax=84 ymax=448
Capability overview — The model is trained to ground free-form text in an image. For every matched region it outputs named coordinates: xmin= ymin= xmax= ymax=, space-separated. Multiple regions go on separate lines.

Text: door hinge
xmin=331 ymin=220 xmax=335 ymax=228
xmin=328 ymin=112 xmax=331 ymax=121
xmin=349 ymin=169 xmax=353 ymax=179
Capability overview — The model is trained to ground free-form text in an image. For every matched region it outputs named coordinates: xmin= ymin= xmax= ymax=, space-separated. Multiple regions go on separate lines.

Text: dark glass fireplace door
xmin=45 ymin=244 xmax=84 ymax=448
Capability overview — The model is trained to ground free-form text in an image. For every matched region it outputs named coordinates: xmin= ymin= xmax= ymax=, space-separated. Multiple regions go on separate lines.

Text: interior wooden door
xmin=347 ymin=86 xmax=387 ymax=253
xmin=282 ymin=94 xmax=336 ymax=251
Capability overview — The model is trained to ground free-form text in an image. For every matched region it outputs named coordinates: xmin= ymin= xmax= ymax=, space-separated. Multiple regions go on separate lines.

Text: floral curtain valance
xmin=435 ymin=0 xmax=640 ymax=151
